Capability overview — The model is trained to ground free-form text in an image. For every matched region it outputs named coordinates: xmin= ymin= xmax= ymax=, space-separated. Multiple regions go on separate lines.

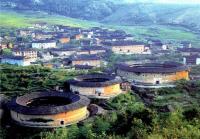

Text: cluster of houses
xmin=0 ymin=22 xmax=199 ymax=69
xmin=0 ymin=23 xmax=147 ymax=68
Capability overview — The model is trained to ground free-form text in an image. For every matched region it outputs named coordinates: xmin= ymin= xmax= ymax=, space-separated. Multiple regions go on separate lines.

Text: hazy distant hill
xmin=0 ymin=0 xmax=118 ymax=20
xmin=1 ymin=0 xmax=200 ymax=31
xmin=102 ymin=4 xmax=200 ymax=31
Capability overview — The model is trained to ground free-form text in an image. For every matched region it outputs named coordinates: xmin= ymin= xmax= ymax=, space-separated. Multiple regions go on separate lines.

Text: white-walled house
xmin=12 ymin=48 xmax=38 ymax=59
xmin=1 ymin=56 xmax=32 ymax=66
xmin=183 ymin=55 xmax=200 ymax=65
xmin=49 ymin=48 xmax=76 ymax=57
xmin=102 ymin=41 xmax=151 ymax=55
xmin=32 ymin=40 xmax=57 ymax=49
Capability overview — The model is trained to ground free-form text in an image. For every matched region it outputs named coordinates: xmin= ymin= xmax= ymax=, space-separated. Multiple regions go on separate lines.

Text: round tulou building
xmin=8 ymin=92 xmax=90 ymax=128
xmin=66 ymin=73 xmax=122 ymax=99
xmin=116 ymin=61 xmax=190 ymax=88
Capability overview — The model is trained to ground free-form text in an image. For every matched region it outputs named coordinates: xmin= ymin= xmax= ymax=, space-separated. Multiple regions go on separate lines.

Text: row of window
xmin=120 ymin=71 xmax=176 ymax=77
xmin=118 ymin=49 xmax=144 ymax=52
xmin=14 ymin=51 xmax=37 ymax=54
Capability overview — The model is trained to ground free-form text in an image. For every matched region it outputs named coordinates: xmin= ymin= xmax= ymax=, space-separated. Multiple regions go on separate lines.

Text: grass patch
xmin=0 ymin=12 xmax=30 ymax=27
xmin=0 ymin=10 xmax=101 ymax=28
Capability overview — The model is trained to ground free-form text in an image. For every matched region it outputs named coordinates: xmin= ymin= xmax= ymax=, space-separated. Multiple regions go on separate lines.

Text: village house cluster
xmin=1 ymin=22 xmax=199 ymax=68
xmin=0 ymin=22 xmax=150 ymax=67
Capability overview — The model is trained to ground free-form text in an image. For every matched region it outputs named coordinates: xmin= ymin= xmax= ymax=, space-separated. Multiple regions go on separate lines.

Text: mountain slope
xmin=103 ymin=4 xmax=200 ymax=31
xmin=1 ymin=0 xmax=200 ymax=32
xmin=0 ymin=0 xmax=118 ymax=20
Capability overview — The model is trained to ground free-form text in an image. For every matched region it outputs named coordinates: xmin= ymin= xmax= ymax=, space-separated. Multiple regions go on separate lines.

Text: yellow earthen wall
xmin=103 ymin=84 xmax=121 ymax=95
xmin=10 ymin=107 xmax=88 ymax=127
xmin=166 ymin=70 xmax=189 ymax=81
xmin=70 ymin=84 xmax=121 ymax=97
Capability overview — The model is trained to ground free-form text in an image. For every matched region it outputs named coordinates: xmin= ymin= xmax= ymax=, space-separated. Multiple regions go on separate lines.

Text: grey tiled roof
xmin=102 ymin=41 xmax=144 ymax=46
xmin=67 ymin=73 xmax=122 ymax=87
xmin=8 ymin=92 xmax=90 ymax=115
xmin=116 ymin=62 xmax=189 ymax=73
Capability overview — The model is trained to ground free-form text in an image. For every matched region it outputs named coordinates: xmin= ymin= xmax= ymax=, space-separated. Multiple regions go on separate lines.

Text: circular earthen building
xmin=66 ymin=73 xmax=122 ymax=99
xmin=116 ymin=62 xmax=190 ymax=88
xmin=8 ymin=92 xmax=90 ymax=128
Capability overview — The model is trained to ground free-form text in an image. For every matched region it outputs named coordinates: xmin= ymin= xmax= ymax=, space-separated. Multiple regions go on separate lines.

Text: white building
xmin=32 ymin=40 xmax=56 ymax=49
xmin=12 ymin=48 xmax=38 ymax=59
xmin=103 ymin=41 xmax=151 ymax=55
xmin=50 ymin=48 xmax=76 ymax=57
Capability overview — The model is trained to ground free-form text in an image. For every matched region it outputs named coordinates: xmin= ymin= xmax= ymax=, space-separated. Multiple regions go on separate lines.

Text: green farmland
xmin=0 ymin=10 xmax=200 ymax=46
xmin=0 ymin=10 xmax=100 ymax=28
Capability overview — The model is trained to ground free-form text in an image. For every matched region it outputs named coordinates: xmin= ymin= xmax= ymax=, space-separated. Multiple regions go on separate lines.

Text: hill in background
xmin=1 ymin=0 xmax=200 ymax=32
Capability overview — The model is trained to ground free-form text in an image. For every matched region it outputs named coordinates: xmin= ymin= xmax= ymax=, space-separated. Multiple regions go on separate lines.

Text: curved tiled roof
xmin=102 ymin=41 xmax=145 ymax=46
xmin=8 ymin=92 xmax=90 ymax=115
xmin=72 ymin=55 xmax=101 ymax=61
xmin=116 ymin=62 xmax=189 ymax=73
xmin=32 ymin=39 xmax=56 ymax=43
xmin=67 ymin=73 xmax=122 ymax=87
xmin=74 ymin=65 xmax=94 ymax=70
xmin=12 ymin=48 xmax=37 ymax=52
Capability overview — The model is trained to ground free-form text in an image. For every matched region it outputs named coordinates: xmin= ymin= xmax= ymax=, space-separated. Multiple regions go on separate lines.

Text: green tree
xmin=66 ymin=124 xmax=80 ymax=139
xmin=93 ymin=117 xmax=111 ymax=134
xmin=79 ymin=123 xmax=96 ymax=139
xmin=2 ymin=48 xmax=12 ymax=55
xmin=127 ymin=118 xmax=148 ymax=139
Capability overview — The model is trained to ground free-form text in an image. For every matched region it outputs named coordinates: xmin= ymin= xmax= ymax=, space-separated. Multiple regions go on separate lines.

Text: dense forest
xmin=0 ymin=64 xmax=200 ymax=139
